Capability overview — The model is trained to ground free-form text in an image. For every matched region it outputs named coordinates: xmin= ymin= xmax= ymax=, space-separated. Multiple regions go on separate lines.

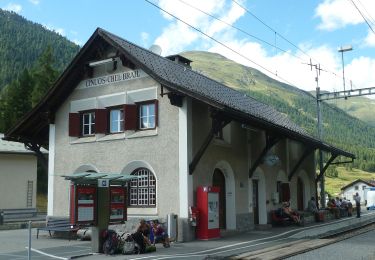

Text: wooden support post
xmin=316 ymin=153 xmax=338 ymax=182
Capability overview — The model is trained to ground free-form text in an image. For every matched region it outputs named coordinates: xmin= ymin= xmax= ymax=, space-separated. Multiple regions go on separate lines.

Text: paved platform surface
xmin=0 ymin=211 xmax=374 ymax=260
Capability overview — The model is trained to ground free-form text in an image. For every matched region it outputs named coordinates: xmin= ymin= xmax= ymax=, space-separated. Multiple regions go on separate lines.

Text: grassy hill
xmin=182 ymin=51 xmax=375 ymax=186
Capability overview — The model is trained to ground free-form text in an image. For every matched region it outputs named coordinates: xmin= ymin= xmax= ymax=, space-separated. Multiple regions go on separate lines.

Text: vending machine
xmin=109 ymin=186 xmax=127 ymax=223
xmin=196 ymin=186 xmax=220 ymax=240
xmin=70 ymin=185 xmax=97 ymax=225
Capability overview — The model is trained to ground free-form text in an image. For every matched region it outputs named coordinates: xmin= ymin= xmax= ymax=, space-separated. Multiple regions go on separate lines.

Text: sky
xmin=2 ymin=0 xmax=375 ymax=94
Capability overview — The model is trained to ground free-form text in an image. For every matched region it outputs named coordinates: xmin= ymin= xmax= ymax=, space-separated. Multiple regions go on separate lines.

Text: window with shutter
xmin=69 ymin=113 xmax=80 ymax=137
xmin=138 ymin=100 xmax=158 ymax=130
xmin=81 ymin=111 xmax=95 ymax=136
xmin=109 ymin=108 xmax=124 ymax=133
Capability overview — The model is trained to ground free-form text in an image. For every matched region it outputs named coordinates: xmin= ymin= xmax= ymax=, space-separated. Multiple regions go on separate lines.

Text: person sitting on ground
xmin=327 ymin=198 xmax=340 ymax=219
xmin=282 ymin=201 xmax=301 ymax=224
xmin=151 ymin=220 xmax=170 ymax=248
xmin=136 ymin=219 xmax=151 ymax=246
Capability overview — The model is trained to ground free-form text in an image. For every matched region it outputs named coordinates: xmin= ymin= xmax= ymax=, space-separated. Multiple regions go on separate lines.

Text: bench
xmin=37 ymin=218 xmax=79 ymax=240
xmin=0 ymin=208 xmax=37 ymax=223
xmin=270 ymin=209 xmax=295 ymax=226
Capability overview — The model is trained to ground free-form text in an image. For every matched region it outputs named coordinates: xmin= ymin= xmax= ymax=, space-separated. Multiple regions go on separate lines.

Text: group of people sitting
xmin=134 ymin=218 xmax=171 ymax=252
xmin=326 ymin=196 xmax=353 ymax=218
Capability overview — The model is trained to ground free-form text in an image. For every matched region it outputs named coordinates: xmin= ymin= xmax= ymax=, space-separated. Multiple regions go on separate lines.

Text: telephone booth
xmin=196 ymin=186 xmax=220 ymax=240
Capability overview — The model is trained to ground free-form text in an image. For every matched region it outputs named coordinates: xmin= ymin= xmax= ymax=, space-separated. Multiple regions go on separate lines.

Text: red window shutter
xmin=154 ymin=99 xmax=159 ymax=127
xmin=124 ymin=104 xmax=137 ymax=130
xmin=69 ymin=113 xmax=80 ymax=137
xmin=95 ymin=109 xmax=107 ymax=133
xmin=281 ymin=183 xmax=291 ymax=202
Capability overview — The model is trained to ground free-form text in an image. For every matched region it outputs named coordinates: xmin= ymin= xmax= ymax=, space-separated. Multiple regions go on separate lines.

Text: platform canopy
xmin=62 ymin=172 xmax=140 ymax=185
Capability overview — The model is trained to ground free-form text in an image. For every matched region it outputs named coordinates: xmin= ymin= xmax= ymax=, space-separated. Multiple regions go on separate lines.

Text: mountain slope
xmin=182 ymin=51 xmax=375 ymax=172
xmin=0 ymin=9 xmax=79 ymax=90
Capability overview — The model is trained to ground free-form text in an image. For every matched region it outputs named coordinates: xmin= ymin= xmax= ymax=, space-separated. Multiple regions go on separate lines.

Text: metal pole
xmin=28 ymin=221 xmax=32 ymax=260
xmin=316 ymin=87 xmax=325 ymax=208
xmin=341 ymin=50 xmax=346 ymax=94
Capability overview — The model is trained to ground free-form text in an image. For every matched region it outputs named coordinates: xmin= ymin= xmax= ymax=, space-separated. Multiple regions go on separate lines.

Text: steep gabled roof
xmin=3 ymin=28 xmax=354 ymax=159
xmin=341 ymin=179 xmax=375 ymax=191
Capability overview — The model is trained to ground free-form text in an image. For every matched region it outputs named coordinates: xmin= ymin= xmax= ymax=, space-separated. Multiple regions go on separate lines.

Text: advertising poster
xmin=207 ymin=192 xmax=219 ymax=229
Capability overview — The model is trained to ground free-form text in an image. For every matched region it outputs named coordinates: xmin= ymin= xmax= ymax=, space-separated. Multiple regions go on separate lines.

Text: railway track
xmin=231 ymin=223 xmax=375 ymax=260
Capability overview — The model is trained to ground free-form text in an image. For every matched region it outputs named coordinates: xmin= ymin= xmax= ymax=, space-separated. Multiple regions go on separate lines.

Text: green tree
xmin=31 ymin=46 xmax=58 ymax=106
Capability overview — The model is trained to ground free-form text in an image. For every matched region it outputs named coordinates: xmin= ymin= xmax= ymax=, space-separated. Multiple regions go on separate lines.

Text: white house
xmin=341 ymin=179 xmax=375 ymax=204
xmin=0 ymin=133 xmax=37 ymax=210
xmin=4 ymin=28 xmax=354 ymax=241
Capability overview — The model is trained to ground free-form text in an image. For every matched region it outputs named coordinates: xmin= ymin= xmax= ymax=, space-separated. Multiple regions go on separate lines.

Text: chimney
xmin=165 ymin=54 xmax=192 ymax=68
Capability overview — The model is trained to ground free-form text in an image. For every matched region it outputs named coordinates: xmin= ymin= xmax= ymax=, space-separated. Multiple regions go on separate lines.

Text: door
xmin=297 ymin=178 xmax=304 ymax=211
xmin=213 ymin=169 xmax=226 ymax=229
xmin=252 ymin=180 xmax=259 ymax=225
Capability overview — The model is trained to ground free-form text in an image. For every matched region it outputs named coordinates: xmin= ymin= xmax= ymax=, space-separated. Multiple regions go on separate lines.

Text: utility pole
xmin=308 ymin=60 xmax=326 ymax=208
xmin=338 ymin=45 xmax=353 ymax=98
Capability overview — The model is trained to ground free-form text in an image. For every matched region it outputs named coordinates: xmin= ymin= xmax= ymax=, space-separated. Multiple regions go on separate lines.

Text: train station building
xmin=4 ymin=28 xmax=354 ymax=241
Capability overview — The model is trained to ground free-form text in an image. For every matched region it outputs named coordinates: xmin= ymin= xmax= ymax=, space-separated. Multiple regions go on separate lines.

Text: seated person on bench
xmin=282 ymin=201 xmax=301 ymax=224
xmin=151 ymin=220 xmax=170 ymax=248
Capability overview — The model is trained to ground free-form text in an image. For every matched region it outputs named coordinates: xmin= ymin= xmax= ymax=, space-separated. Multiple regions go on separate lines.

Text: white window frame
xmin=109 ymin=108 xmax=124 ymax=133
xmin=139 ymin=103 xmax=156 ymax=130
xmin=129 ymin=168 xmax=156 ymax=207
xmin=82 ymin=112 xmax=95 ymax=136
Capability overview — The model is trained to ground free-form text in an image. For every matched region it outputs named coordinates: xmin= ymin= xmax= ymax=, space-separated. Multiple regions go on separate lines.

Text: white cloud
xmin=72 ymin=39 xmax=82 ymax=46
xmin=315 ymin=0 xmax=375 ymax=31
xmin=364 ymin=30 xmax=375 ymax=47
xmin=154 ymin=0 xmax=245 ymax=55
xmin=3 ymin=3 xmax=22 ymax=13
xmin=28 ymin=0 xmax=40 ymax=5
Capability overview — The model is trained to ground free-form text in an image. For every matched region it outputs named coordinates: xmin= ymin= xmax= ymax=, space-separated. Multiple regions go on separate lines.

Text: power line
xmin=144 ymin=0 xmax=298 ymax=87
xmin=231 ymin=0 xmax=311 ymax=60
xmin=355 ymin=0 xmax=375 ymax=27
xmin=349 ymin=0 xmax=375 ymax=35
xmin=175 ymin=0 xmax=307 ymax=63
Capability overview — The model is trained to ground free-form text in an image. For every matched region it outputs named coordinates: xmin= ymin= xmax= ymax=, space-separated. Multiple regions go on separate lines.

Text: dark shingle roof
xmin=100 ymin=29 xmax=306 ymax=135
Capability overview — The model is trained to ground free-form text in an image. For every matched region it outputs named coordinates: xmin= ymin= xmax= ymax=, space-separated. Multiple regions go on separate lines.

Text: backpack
xmin=102 ymin=230 xmax=119 ymax=255
xmin=123 ymin=233 xmax=136 ymax=255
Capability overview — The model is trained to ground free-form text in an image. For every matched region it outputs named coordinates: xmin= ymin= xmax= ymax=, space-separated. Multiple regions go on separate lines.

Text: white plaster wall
xmin=342 ymin=182 xmax=368 ymax=203
xmin=0 ymin=154 xmax=37 ymax=209
xmin=52 ymin=63 xmax=180 ymax=219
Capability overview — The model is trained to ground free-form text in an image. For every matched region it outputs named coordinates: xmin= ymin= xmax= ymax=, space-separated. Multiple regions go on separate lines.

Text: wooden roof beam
xmin=316 ymin=153 xmax=338 ymax=182
xmin=288 ymin=147 xmax=314 ymax=181
xmin=249 ymin=134 xmax=282 ymax=178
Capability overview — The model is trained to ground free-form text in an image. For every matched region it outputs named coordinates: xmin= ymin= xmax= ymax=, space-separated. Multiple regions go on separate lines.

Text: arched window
xmin=129 ymin=168 xmax=156 ymax=206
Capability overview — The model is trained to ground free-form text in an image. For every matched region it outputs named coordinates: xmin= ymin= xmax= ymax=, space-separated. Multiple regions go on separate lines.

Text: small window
xmin=362 ymin=185 xmax=366 ymax=190
xmin=139 ymin=102 xmax=156 ymax=129
xmin=82 ymin=112 xmax=95 ymax=136
xmin=355 ymin=185 xmax=359 ymax=190
xmin=109 ymin=108 xmax=124 ymax=133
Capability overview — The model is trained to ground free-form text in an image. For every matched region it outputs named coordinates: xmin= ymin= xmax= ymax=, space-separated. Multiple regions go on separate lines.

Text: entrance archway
xmin=251 ymin=168 xmax=267 ymax=225
xmin=213 ymin=168 xmax=226 ymax=229
xmin=212 ymin=161 xmax=236 ymax=230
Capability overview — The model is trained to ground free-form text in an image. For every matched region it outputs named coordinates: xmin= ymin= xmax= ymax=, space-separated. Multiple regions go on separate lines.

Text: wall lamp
xmin=88 ymin=57 xmax=116 ymax=67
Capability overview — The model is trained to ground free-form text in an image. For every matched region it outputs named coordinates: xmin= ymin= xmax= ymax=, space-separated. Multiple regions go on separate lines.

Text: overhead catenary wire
xmin=144 ymin=0 xmax=299 ymax=87
xmin=175 ymin=0 xmax=307 ymax=63
xmin=349 ymin=0 xmax=375 ymax=35
xmin=355 ymin=0 xmax=375 ymax=26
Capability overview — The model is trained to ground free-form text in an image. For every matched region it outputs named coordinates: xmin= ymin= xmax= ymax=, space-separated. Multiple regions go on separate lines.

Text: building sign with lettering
xmin=78 ymin=69 xmax=147 ymax=89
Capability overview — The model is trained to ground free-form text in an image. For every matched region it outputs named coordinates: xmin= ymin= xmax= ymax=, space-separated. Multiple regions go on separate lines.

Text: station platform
xmin=1 ymin=211 xmax=375 ymax=259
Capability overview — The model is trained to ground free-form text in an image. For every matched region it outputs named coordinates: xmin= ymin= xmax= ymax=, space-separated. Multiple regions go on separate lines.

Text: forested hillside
xmin=182 ymin=51 xmax=375 ymax=172
xmin=0 ymin=9 xmax=79 ymax=91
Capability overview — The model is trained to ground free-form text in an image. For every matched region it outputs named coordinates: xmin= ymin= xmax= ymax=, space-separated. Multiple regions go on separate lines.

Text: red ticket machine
xmin=196 ymin=186 xmax=220 ymax=240
xmin=109 ymin=186 xmax=127 ymax=223
xmin=70 ymin=185 xmax=97 ymax=225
